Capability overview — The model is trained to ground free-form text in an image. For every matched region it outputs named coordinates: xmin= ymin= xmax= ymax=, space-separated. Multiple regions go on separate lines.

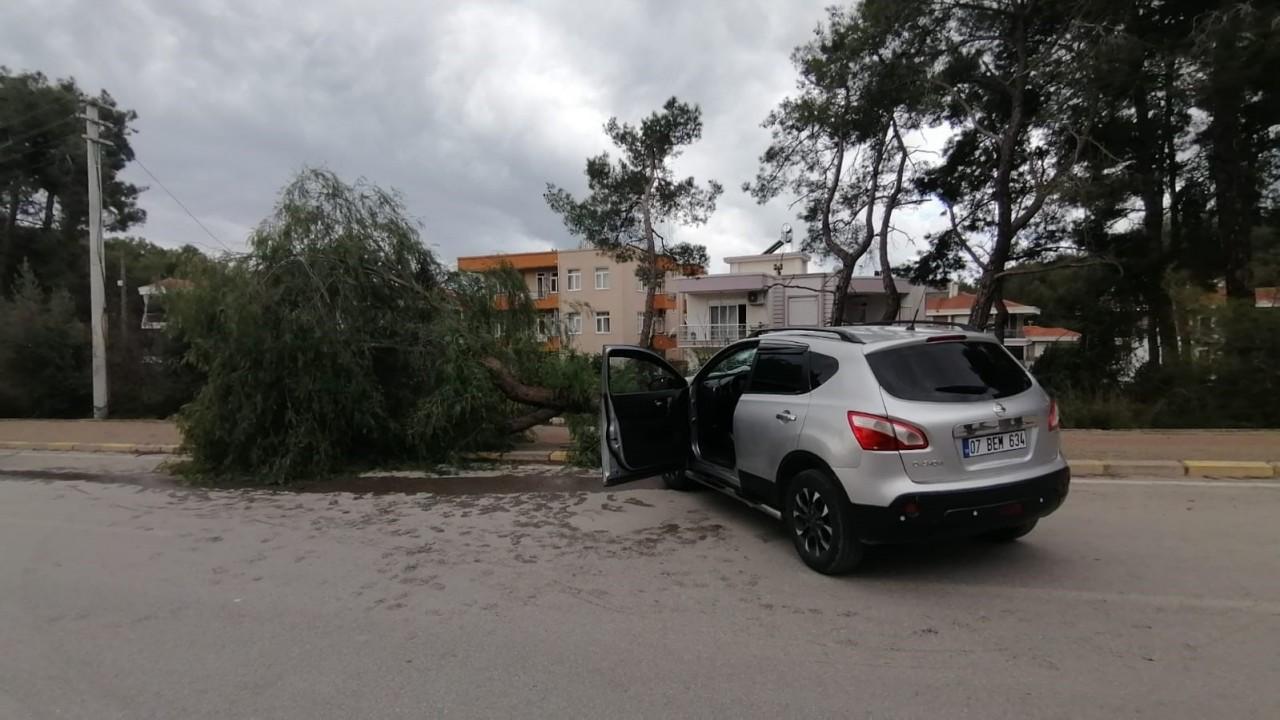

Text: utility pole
xmin=84 ymin=102 xmax=109 ymax=419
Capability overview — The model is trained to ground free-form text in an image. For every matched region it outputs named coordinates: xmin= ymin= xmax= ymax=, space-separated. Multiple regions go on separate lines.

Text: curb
xmin=3 ymin=440 xmax=1275 ymax=478
xmin=463 ymin=449 xmax=571 ymax=465
xmin=0 ymin=440 xmax=179 ymax=455
xmin=1070 ymin=459 xmax=1276 ymax=479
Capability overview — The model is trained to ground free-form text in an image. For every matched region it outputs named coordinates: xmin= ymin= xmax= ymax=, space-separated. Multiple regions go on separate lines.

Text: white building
xmin=925 ymin=284 xmax=1081 ymax=366
xmin=669 ymin=250 xmax=926 ymax=365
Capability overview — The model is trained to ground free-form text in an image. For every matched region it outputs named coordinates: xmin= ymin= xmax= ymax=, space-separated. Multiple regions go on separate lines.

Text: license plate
xmin=962 ymin=430 xmax=1027 ymax=458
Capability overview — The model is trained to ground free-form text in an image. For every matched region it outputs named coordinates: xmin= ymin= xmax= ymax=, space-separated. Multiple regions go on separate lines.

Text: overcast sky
xmin=2 ymin=0 xmax=945 ymax=272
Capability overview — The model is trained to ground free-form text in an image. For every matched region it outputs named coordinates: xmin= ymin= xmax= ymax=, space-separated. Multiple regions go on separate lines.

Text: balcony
xmin=651 ymin=333 xmax=677 ymax=351
xmin=458 ymin=251 xmax=557 ymax=272
xmin=677 ymin=323 xmax=765 ymax=347
xmin=533 ymin=293 xmax=558 ymax=310
xmin=653 ymin=293 xmax=677 ymax=311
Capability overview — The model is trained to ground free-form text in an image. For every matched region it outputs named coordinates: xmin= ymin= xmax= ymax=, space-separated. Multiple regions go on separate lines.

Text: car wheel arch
xmin=774 ymin=451 xmax=847 ymax=509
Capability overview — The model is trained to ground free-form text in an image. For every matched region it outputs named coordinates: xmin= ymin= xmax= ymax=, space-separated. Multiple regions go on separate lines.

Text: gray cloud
xmin=1 ymin=0 xmax=942 ymax=271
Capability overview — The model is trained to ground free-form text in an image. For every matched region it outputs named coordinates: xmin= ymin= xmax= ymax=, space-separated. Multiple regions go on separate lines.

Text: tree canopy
xmin=546 ymin=97 xmax=720 ymax=346
xmin=1 ymin=68 xmax=145 ymax=300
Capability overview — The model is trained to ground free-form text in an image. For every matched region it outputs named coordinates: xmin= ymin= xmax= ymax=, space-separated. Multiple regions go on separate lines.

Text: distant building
xmin=925 ymin=283 xmax=1081 ymax=366
xmin=456 ymin=249 xmax=698 ymax=357
xmin=137 ymin=278 xmax=194 ymax=330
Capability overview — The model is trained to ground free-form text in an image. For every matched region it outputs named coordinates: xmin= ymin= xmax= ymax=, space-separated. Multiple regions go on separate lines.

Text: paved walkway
xmin=6 ymin=420 xmax=1277 ymax=459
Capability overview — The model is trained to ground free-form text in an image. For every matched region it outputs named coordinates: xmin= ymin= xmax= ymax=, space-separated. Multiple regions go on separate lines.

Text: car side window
xmin=748 ymin=349 xmax=809 ymax=395
xmin=703 ymin=346 xmax=757 ymax=381
xmin=808 ymin=351 xmax=839 ymax=391
xmin=608 ymin=355 xmax=684 ymax=394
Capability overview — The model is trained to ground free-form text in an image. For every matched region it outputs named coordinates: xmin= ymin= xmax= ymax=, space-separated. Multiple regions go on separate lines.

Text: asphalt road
xmin=1 ymin=454 xmax=1278 ymax=719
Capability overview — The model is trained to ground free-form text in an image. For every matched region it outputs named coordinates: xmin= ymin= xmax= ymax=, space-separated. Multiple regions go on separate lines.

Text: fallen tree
xmin=169 ymin=169 xmax=599 ymax=481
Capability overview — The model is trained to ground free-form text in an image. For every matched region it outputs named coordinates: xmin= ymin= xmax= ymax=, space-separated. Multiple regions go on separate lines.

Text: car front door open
xmin=600 ymin=346 xmax=690 ymax=486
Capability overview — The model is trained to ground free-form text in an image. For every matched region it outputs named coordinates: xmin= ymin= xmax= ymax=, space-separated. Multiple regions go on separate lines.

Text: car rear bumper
xmin=850 ymin=466 xmax=1070 ymax=544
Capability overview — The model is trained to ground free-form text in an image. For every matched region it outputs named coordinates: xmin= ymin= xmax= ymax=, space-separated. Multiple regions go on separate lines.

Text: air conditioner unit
xmin=747 ymin=291 xmax=765 ymax=305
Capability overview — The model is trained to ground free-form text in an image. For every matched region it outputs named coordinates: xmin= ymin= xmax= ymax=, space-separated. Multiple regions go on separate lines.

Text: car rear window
xmin=866 ymin=340 xmax=1032 ymax=403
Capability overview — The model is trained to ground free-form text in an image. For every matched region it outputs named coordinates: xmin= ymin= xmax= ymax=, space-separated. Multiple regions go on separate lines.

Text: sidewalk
xmin=2 ymin=419 xmax=1277 ymax=476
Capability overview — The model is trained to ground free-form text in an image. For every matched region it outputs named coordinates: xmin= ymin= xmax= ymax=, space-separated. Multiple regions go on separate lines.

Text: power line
xmin=131 ymin=156 xmax=234 ymax=254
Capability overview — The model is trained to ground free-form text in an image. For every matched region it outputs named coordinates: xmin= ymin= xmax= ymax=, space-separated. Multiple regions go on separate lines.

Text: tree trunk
xmin=1132 ymin=57 xmax=1179 ymax=366
xmin=969 ymin=7 xmax=1027 ymax=333
xmin=1 ymin=180 xmax=22 ymax=291
xmin=830 ymin=262 xmax=855 ymax=325
xmin=877 ymin=118 xmax=909 ymax=322
xmin=992 ymin=286 xmax=1009 ymax=343
xmin=1145 ymin=310 xmax=1161 ymax=368
xmin=821 ymin=143 xmax=855 ymax=325
xmin=479 ymin=356 xmax=598 ymax=415
xmin=639 ymin=166 xmax=657 ymax=348
xmin=1206 ymin=22 xmax=1253 ymax=299
xmin=42 ymin=188 xmax=56 ymax=231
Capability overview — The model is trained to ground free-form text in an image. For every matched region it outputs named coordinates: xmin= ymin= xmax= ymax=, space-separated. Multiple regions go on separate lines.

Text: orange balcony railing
xmin=651 ymin=334 xmax=677 ymax=351
xmin=653 ymin=293 xmax=677 ymax=311
xmin=458 ymin=251 xmax=558 ymax=272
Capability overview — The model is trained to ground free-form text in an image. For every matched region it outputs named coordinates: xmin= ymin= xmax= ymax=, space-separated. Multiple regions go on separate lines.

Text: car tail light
xmin=1047 ymin=398 xmax=1060 ymax=432
xmin=847 ymin=411 xmax=929 ymax=451
xmin=925 ymin=334 xmax=967 ymax=343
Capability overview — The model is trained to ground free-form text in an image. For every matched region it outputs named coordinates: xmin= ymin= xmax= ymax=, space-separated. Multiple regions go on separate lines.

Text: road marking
xmin=1076 ymin=478 xmax=1280 ymax=489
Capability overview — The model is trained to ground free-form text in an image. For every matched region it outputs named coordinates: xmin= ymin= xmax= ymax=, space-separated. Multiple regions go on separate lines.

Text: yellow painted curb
xmin=1184 ymin=460 xmax=1275 ymax=478
xmin=1069 ymin=459 xmax=1107 ymax=476
xmin=1105 ymin=460 xmax=1186 ymax=477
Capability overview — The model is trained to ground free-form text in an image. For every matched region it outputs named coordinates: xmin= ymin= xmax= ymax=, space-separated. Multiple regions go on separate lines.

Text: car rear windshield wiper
xmin=933 ymin=385 xmax=991 ymax=395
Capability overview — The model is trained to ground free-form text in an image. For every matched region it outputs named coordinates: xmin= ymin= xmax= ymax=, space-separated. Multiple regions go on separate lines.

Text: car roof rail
xmin=750 ymin=327 xmax=864 ymax=344
xmin=850 ymin=320 xmax=984 ymax=332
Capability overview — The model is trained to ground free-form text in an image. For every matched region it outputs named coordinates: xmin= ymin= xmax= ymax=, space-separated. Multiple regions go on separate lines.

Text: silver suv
xmin=599 ymin=325 xmax=1069 ymax=574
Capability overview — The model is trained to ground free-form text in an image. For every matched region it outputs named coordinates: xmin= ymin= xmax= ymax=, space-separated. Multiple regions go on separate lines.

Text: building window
xmin=595 ymin=311 xmax=611 ymax=334
xmin=535 ymin=272 xmax=549 ymax=298
xmin=550 ymin=273 xmax=558 ymax=293
xmin=566 ymin=269 xmax=581 ymax=291
xmin=536 ymin=310 xmax=559 ymax=339
xmin=595 ymin=267 xmax=610 ymax=290
xmin=566 ymin=312 xmax=582 ymax=335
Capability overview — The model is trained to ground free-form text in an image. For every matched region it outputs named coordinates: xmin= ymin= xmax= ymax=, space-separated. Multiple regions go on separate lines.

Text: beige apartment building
xmin=456 ymin=249 xmax=687 ymax=356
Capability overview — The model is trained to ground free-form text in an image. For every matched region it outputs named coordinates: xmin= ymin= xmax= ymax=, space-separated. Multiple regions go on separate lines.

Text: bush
xmin=0 ymin=263 xmax=91 ymax=417
xmin=566 ymin=412 xmax=601 ymax=467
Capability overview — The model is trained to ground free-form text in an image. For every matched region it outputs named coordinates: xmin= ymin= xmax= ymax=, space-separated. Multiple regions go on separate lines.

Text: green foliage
xmin=545 ymin=97 xmax=718 ymax=343
xmin=566 ymin=412 xmax=601 ymax=468
xmin=169 ymin=169 xmax=451 ymax=480
xmin=0 ymin=262 xmax=90 ymax=416
xmin=1039 ymin=302 xmax=1280 ymax=429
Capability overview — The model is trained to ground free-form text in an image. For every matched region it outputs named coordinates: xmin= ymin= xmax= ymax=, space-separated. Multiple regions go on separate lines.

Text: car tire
xmin=662 ymin=470 xmax=698 ymax=491
xmin=984 ymin=519 xmax=1038 ymax=542
xmin=784 ymin=469 xmax=863 ymax=575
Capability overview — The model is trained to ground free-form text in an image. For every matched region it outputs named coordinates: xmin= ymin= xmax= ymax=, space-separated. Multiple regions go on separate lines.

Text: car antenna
xmin=906 ymin=297 xmax=923 ymax=331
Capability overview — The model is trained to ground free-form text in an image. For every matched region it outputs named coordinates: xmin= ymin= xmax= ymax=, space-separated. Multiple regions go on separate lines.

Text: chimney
xmin=948 ymin=280 xmax=960 ymax=297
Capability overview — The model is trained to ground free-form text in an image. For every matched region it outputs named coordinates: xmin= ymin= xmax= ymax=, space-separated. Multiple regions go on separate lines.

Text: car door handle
xmin=775 ymin=411 xmax=797 ymax=423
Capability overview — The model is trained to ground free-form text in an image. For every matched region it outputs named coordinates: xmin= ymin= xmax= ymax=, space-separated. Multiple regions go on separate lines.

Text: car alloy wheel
xmin=792 ymin=486 xmax=834 ymax=557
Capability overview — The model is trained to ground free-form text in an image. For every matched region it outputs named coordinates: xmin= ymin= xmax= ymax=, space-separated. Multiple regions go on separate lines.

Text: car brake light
xmin=925 ymin=334 xmax=967 ymax=343
xmin=1047 ymin=398 xmax=1060 ymax=432
xmin=847 ymin=411 xmax=930 ymax=451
